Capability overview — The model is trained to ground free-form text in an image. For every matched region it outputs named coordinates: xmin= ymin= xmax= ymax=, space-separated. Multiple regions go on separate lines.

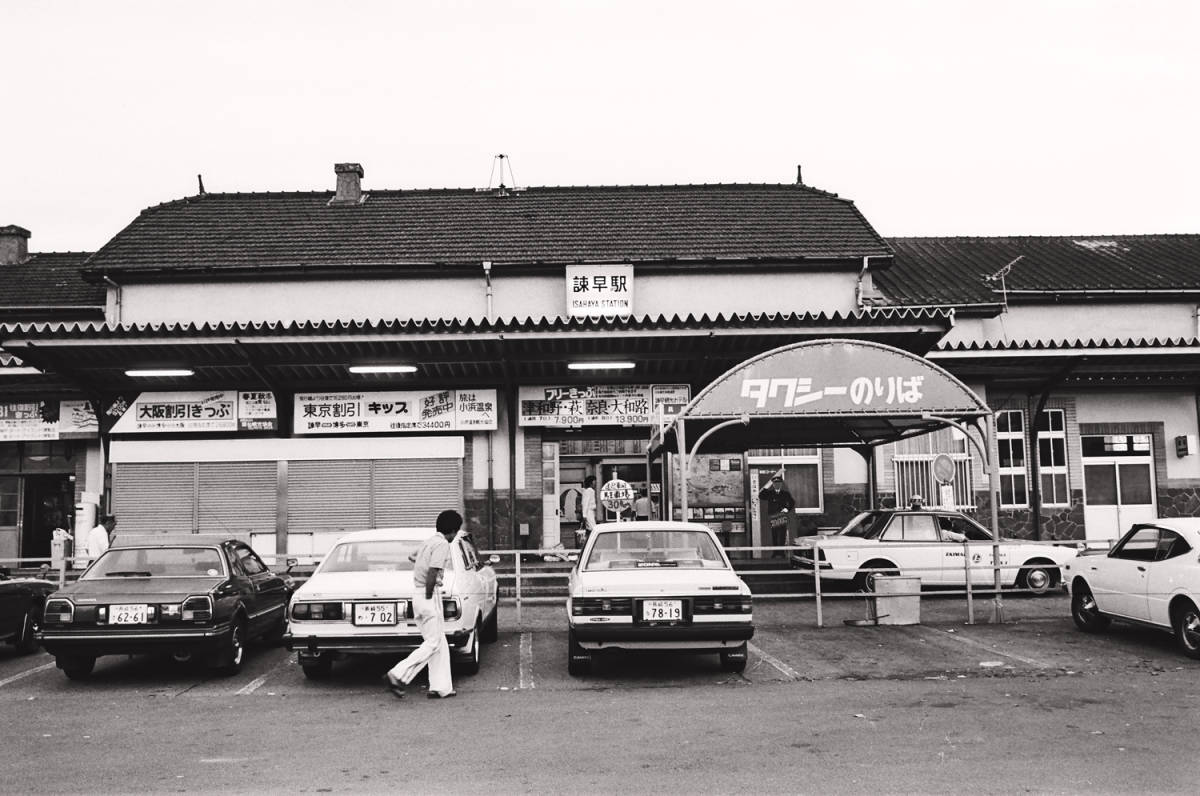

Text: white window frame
xmin=747 ymin=449 xmax=823 ymax=514
xmin=1036 ymin=409 xmax=1069 ymax=508
xmin=995 ymin=409 xmax=1028 ymax=509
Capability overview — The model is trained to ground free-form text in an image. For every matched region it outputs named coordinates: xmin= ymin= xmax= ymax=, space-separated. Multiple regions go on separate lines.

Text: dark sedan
xmin=39 ymin=536 xmax=292 ymax=680
xmin=1 ymin=567 xmax=57 ymax=655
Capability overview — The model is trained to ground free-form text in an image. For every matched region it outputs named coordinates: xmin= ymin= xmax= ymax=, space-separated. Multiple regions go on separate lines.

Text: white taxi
xmin=790 ymin=509 xmax=1077 ymax=594
xmin=1066 ymin=518 xmax=1200 ymax=659
xmin=566 ymin=521 xmax=754 ymax=675
xmin=285 ymin=528 xmax=499 ymax=679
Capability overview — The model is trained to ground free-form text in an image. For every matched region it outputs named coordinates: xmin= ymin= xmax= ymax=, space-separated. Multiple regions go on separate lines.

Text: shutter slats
xmin=374 ymin=458 xmax=463 ymax=526
xmin=287 ymin=460 xmax=372 ymax=534
xmin=112 ymin=463 xmax=195 ymax=535
xmin=198 ymin=462 xmax=277 ymax=536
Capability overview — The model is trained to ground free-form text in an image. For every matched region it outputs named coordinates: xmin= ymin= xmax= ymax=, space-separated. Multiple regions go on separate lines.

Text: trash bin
xmin=867 ymin=576 xmax=921 ymax=625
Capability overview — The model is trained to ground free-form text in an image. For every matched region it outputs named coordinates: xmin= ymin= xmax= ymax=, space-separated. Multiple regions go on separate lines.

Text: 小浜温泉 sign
xmin=294 ymin=389 xmax=497 ymax=434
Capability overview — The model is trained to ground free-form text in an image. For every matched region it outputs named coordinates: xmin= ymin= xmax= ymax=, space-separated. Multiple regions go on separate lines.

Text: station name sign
xmin=109 ymin=391 xmax=278 ymax=433
xmin=566 ymin=263 xmax=633 ymax=317
xmin=519 ymin=384 xmax=690 ymax=427
xmin=294 ymin=389 xmax=497 ymax=434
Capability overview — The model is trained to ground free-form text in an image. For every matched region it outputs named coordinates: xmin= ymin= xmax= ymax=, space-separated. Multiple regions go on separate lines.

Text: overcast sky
xmin=3 ymin=0 xmax=1198 ymax=252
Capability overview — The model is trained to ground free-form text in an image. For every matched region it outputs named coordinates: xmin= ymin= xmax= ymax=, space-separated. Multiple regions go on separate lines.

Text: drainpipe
xmin=101 ymin=275 xmax=121 ymax=324
xmin=483 ymin=261 xmax=496 ymax=546
xmin=855 ymin=257 xmax=870 ymax=309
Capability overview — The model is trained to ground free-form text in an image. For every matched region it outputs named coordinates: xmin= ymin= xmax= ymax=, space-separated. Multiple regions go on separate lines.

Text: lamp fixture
xmin=125 ymin=368 xmax=194 ymax=377
xmin=567 ymin=361 xmax=635 ymax=371
xmin=348 ymin=364 xmax=418 ymax=374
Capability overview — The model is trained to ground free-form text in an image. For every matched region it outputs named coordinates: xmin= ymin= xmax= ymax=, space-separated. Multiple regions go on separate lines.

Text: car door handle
xmin=1137 ymin=566 xmax=1146 ymax=572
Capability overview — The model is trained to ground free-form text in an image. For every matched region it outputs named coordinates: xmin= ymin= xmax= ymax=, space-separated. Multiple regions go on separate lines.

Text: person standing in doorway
xmin=578 ymin=475 xmax=598 ymax=547
xmin=86 ymin=514 xmax=116 ymax=564
xmin=758 ymin=473 xmax=795 ymax=557
xmin=386 ymin=510 xmax=461 ymax=700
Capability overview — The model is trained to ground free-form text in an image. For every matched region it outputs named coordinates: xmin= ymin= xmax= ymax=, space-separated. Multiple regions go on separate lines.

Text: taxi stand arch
xmin=647 ymin=339 xmax=1008 ymax=621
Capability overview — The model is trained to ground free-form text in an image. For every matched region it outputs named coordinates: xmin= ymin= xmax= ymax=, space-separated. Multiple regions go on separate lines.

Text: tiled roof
xmin=83 ymin=183 xmax=892 ymax=275
xmin=0 ymin=252 xmax=103 ymax=311
xmin=877 ymin=235 xmax=1200 ymax=305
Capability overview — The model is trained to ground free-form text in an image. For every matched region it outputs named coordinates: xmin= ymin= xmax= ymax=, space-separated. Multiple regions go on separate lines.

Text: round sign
xmin=932 ymin=453 xmax=956 ymax=485
xmin=600 ymin=478 xmax=635 ymax=513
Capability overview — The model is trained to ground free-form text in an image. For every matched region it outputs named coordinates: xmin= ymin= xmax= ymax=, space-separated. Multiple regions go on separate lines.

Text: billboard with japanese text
xmin=519 ymin=384 xmax=690 ymax=427
xmin=109 ymin=391 xmax=278 ymax=433
xmin=293 ymin=389 xmax=497 ymax=434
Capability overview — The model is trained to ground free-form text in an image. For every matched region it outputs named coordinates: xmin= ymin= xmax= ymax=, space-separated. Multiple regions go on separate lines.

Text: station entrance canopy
xmin=649 ymin=338 xmax=994 ymax=456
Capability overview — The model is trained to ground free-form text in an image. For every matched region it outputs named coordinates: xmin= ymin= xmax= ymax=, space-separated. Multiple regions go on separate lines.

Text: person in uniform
xmin=758 ymin=474 xmax=795 ymax=557
xmin=385 ymin=510 xmax=462 ymax=700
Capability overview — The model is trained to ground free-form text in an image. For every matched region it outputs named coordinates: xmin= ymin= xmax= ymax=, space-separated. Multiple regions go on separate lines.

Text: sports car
xmin=285 ymin=528 xmax=499 ymax=679
xmin=1066 ymin=518 xmax=1200 ymax=659
xmin=566 ymin=521 xmax=754 ymax=676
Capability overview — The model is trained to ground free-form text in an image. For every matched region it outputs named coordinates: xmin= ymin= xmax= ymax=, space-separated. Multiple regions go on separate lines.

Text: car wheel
xmin=15 ymin=611 xmax=40 ymax=655
xmin=481 ymin=603 xmax=499 ymax=644
xmin=567 ymin=627 xmax=591 ymax=676
xmin=58 ymin=655 xmax=96 ymax=681
xmin=855 ymin=561 xmax=899 ymax=593
xmin=300 ymin=654 xmax=333 ymax=680
xmin=720 ymin=642 xmax=748 ymax=673
xmin=1173 ymin=600 xmax=1200 ymax=660
xmin=1070 ymin=583 xmax=1111 ymax=633
xmin=1018 ymin=561 xmax=1058 ymax=596
xmin=454 ymin=619 xmax=481 ymax=675
xmin=214 ymin=618 xmax=246 ymax=676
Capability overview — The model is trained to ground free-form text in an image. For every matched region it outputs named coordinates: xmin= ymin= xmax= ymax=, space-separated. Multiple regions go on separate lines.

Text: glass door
xmin=1082 ymin=434 xmax=1157 ymax=543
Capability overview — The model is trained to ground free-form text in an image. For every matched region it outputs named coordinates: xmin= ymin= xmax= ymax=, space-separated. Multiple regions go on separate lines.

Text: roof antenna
xmin=482 ymin=154 xmax=523 ymax=196
xmin=984 ymin=255 xmax=1023 ymax=312
xmin=197 ymin=174 xmax=206 ymax=195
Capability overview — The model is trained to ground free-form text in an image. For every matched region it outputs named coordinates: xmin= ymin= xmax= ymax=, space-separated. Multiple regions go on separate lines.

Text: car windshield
xmin=318 ymin=539 xmax=424 ymax=573
xmin=838 ymin=512 xmax=894 ymax=539
xmin=583 ymin=530 xmax=727 ymax=571
xmin=83 ymin=547 xmax=225 ymax=579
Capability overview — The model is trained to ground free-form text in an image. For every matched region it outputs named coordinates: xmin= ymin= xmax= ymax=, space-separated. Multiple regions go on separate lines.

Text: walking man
xmin=86 ymin=514 xmax=117 ymax=565
xmin=386 ymin=510 xmax=461 ymax=700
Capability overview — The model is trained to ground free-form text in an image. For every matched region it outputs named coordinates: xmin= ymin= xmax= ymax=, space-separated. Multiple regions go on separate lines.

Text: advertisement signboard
xmin=519 ymin=384 xmax=691 ymax=427
xmin=109 ymin=391 xmax=279 ymax=433
xmin=0 ymin=400 xmax=99 ymax=441
xmin=293 ymin=389 xmax=497 ymax=434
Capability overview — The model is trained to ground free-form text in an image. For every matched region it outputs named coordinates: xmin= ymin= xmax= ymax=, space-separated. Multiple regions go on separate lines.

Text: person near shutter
xmin=86 ymin=515 xmax=117 ymax=564
xmin=385 ymin=510 xmax=461 ymax=700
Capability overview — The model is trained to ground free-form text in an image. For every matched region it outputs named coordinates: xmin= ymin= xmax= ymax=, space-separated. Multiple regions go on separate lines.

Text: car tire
xmin=567 ymin=627 xmax=591 ymax=676
xmin=300 ymin=654 xmax=333 ymax=680
xmin=1070 ymin=583 xmax=1111 ymax=633
xmin=58 ymin=655 xmax=96 ymax=681
xmin=720 ymin=642 xmax=748 ymax=673
xmin=1173 ymin=600 xmax=1200 ymax=660
xmin=14 ymin=611 xmax=40 ymax=655
xmin=855 ymin=560 xmax=899 ymax=593
xmin=454 ymin=619 xmax=481 ymax=675
xmin=481 ymin=603 xmax=499 ymax=644
xmin=214 ymin=618 xmax=246 ymax=676
xmin=1018 ymin=561 xmax=1058 ymax=596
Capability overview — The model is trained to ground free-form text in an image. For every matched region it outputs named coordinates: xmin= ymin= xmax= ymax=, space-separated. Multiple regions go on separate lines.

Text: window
xmin=937 ymin=514 xmax=992 ymax=542
xmin=891 ymin=428 xmax=975 ymax=510
xmin=996 ymin=410 xmax=1027 ymax=508
xmin=748 ymin=449 xmax=821 ymax=512
xmin=235 ymin=545 xmax=268 ymax=575
xmin=1156 ymin=530 xmax=1190 ymax=561
xmin=1111 ymin=527 xmax=1159 ymax=562
xmin=881 ymin=514 xmax=939 ymax=542
xmin=1036 ymin=409 xmax=1069 ymax=507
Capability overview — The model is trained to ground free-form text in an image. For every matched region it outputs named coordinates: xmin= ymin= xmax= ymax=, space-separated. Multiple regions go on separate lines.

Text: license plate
xmin=110 ymin=604 xmax=148 ymax=624
xmin=354 ymin=602 xmax=401 ymax=626
xmin=642 ymin=599 xmax=683 ymax=622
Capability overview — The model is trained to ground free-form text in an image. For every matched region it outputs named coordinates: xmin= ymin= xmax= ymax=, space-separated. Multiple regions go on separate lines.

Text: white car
xmin=790 ymin=509 xmax=1077 ymax=594
xmin=566 ymin=521 xmax=754 ymax=676
xmin=1065 ymin=518 xmax=1200 ymax=660
xmin=285 ymin=528 xmax=499 ymax=679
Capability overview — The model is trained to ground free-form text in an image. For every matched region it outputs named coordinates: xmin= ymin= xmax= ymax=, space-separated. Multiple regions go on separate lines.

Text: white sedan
xmin=790 ymin=509 xmax=1077 ymax=594
xmin=1065 ymin=518 xmax=1200 ymax=660
xmin=566 ymin=521 xmax=754 ymax=675
xmin=285 ymin=528 xmax=499 ymax=679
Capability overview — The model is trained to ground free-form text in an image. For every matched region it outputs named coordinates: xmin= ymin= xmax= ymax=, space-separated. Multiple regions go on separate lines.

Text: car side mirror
xmin=285 ymin=557 xmax=298 ymax=573
xmin=487 ymin=554 xmax=500 ymax=565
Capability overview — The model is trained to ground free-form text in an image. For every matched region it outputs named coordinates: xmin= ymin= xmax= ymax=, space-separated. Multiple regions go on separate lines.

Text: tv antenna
xmin=984 ymin=255 xmax=1024 ymax=310
xmin=483 ymin=154 xmax=524 ymax=196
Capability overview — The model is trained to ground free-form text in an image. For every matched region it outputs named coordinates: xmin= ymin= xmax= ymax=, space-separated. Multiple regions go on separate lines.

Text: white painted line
xmin=518 ymin=632 xmax=535 ymax=690
xmin=748 ymin=642 xmax=799 ymax=681
xmin=235 ymin=674 xmax=269 ymax=695
xmin=927 ymin=627 xmax=1051 ymax=668
xmin=0 ymin=661 xmax=56 ymax=688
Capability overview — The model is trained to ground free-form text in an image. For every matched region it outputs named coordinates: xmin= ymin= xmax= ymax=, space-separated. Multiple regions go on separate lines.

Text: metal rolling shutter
xmin=286 ymin=460 xmax=372 ymax=534
xmin=112 ymin=463 xmax=196 ymax=535
xmin=197 ymin=462 xmax=277 ymax=537
xmin=373 ymin=458 xmax=462 ymax=527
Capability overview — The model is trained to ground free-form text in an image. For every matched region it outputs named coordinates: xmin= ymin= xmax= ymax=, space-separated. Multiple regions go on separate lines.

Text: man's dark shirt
xmin=758 ymin=484 xmax=795 ymax=515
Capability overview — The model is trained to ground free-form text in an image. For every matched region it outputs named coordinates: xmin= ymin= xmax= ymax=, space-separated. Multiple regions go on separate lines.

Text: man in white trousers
xmin=386 ymin=509 xmax=461 ymax=700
